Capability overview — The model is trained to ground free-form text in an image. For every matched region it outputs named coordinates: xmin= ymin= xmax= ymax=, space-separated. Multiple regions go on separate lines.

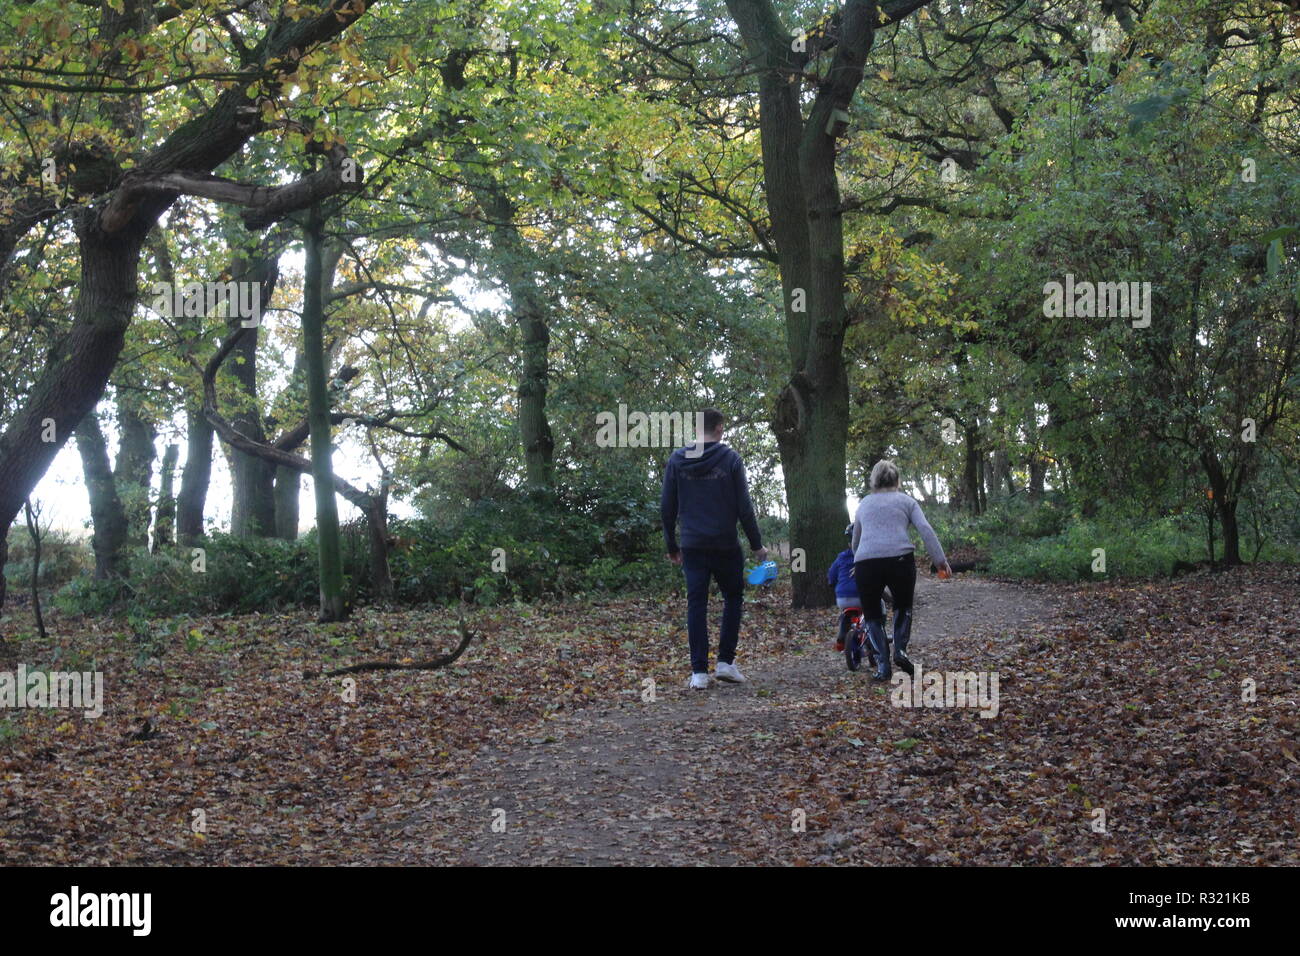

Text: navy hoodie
xmin=661 ymin=441 xmax=763 ymax=553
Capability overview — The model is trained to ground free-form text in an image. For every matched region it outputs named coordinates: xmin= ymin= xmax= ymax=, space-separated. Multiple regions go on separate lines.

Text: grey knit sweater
xmin=850 ymin=491 xmax=947 ymax=567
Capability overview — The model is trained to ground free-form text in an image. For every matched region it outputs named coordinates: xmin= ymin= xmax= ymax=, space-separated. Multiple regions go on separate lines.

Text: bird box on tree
xmin=825 ymin=107 xmax=851 ymax=137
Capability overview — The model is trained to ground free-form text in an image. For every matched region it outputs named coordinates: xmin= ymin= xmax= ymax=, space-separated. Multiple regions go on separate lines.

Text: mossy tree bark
xmin=74 ymin=412 xmax=130 ymax=581
xmin=302 ymin=206 xmax=347 ymax=621
xmin=724 ymin=0 xmax=932 ymax=606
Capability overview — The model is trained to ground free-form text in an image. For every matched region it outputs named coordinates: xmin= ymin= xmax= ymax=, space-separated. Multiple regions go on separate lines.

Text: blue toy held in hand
xmin=747 ymin=559 xmax=778 ymax=586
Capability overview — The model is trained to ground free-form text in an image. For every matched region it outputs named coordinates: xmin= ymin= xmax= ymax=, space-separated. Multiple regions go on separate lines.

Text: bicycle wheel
xmin=845 ymin=625 xmax=863 ymax=671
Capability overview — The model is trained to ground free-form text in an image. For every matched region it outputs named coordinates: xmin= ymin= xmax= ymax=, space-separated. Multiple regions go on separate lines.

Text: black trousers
xmin=852 ymin=554 xmax=916 ymax=624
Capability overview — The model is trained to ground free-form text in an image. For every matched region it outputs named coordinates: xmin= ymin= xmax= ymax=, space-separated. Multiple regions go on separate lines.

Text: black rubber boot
xmin=893 ymin=609 xmax=915 ymax=676
xmin=865 ymin=600 xmax=888 ymax=667
xmin=866 ymin=619 xmax=891 ymax=681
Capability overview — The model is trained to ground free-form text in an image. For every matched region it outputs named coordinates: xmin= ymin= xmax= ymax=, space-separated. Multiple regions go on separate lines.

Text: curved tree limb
xmin=195 ymin=331 xmax=375 ymax=512
xmin=302 ymin=617 xmax=476 ymax=678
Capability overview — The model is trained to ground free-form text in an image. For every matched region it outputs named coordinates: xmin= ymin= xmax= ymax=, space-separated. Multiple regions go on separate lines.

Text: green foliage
xmin=386 ymin=491 xmax=676 ymax=605
xmin=52 ymin=493 xmax=684 ymax=617
xmin=55 ymin=536 xmax=327 ymax=618
xmin=988 ymin=515 xmax=1203 ymax=581
xmin=53 ymin=576 xmax=124 ymax=617
xmin=756 ymin=514 xmax=790 ymax=549
xmin=926 ymin=500 xmax=1069 ymax=555
xmin=921 ymin=499 xmax=1300 ymax=581
xmin=2 ymin=527 xmax=92 ymax=593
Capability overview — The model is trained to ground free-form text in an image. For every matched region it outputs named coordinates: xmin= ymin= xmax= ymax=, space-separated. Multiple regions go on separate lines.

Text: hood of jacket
xmin=670 ymin=440 xmax=733 ymax=476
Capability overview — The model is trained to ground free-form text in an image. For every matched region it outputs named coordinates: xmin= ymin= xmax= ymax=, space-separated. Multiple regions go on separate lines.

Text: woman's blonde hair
xmin=869 ymin=459 xmax=900 ymax=491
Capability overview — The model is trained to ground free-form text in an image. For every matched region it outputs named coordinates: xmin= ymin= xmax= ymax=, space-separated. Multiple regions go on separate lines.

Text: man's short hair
xmin=700 ymin=407 xmax=725 ymax=434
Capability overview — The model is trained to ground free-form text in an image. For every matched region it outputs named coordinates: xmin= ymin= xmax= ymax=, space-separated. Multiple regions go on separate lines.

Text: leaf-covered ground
xmin=0 ymin=564 xmax=1296 ymax=865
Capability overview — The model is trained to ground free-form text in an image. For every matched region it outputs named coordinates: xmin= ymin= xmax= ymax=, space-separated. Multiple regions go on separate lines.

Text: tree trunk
xmin=1200 ymin=450 xmax=1244 ymax=566
xmin=919 ymin=474 xmax=939 ymax=507
xmin=1219 ymin=497 xmax=1241 ymax=566
xmin=229 ymin=449 xmax=277 ymax=537
xmin=491 ymin=211 xmax=555 ymax=492
xmin=775 ymin=390 xmax=849 ymax=607
xmin=976 ymin=450 xmax=988 ymax=512
xmin=365 ymin=483 xmax=394 ymax=601
xmin=302 ymin=209 xmax=347 ymax=621
xmin=114 ymin=389 xmax=157 ymax=548
xmin=0 ymin=209 xmax=149 ymax=605
xmin=516 ymin=307 xmax=555 ymax=491
xmin=274 ymin=466 xmax=301 ymax=540
xmin=23 ymin=500 xmax=48 ymax=640
xmin=992 ymin=447 xmax=1014 ymax=499
xmin=75 ymin=412 xmax=130 ymax=580
xmin=1028 ymin=456 xmax=1047 ymax=502
xmin=153 ymin=443 xmax=178 ymax=550
xmin=724 ymin=0 xmax=890 ymax=607
xmin=270 ymin=336 xmax=312 ymax=542
xmin=226 ymin=253 xmax=281 ymax=538
xmin=962 ymin=425 xmax=981 ymax=515
xmin=1205 ymin=495 xmax=1217 ymax=564
xmin=1024 ymin=410 xmax=1046 ymax=502
xmin=177 ymin=407 xmax=214 ymax=545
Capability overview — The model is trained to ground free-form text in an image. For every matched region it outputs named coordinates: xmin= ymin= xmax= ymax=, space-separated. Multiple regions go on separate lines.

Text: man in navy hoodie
xmin=661 ymin=408 xmax=766 ymax=689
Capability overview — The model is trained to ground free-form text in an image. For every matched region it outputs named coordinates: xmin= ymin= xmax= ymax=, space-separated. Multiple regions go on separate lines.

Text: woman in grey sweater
xmin=850 ymin=460 xmax=952 ymax=682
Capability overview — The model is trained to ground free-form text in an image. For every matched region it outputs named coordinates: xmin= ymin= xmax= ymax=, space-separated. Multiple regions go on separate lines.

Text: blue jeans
xmin=680 ymin=547 xmax=745 ymax=674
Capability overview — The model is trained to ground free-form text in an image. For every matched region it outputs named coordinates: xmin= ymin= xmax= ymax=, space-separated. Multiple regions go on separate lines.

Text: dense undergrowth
xmin=4 ymin=492 xmax=1297 ymax=623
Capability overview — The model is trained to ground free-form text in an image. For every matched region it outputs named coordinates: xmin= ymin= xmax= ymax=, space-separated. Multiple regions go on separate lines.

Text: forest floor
xmin=0 ymin=563 xmax=1296 ymax=865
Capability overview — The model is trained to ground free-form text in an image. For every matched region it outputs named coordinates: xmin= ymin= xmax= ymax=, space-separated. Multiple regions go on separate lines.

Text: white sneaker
xmin=689 ymin=673 xmax=711 ymax=690
xmin=715 ymin=661 xmax=746 ymax=683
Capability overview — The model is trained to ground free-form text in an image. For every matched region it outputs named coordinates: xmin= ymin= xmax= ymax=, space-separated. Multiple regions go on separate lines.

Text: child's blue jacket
xmin=827 ymin=548 xmax=858 ymax=600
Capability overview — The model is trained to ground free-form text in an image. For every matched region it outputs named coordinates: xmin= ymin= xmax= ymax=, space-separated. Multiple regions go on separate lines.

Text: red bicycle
xmin=839 ymin=605 xmax=883 ymax=672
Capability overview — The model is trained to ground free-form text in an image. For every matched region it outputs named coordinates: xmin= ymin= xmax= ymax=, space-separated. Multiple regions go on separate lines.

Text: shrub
xmin=3 ymin=527 xmax=93 ymax=593
xmin=386 ymin=492 xmax=669 ymax=605
xmin=987 ymin=514 xmax=1204 ymax=581
xmin=48 ymin=489 xmax=770 ymax=617
xmin=55 ymin=534 xmax=361 ymax=617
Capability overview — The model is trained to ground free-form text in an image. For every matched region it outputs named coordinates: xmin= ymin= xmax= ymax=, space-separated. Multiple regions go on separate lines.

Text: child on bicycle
xmin=827 ymin=526 xmax=887 ymax=655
